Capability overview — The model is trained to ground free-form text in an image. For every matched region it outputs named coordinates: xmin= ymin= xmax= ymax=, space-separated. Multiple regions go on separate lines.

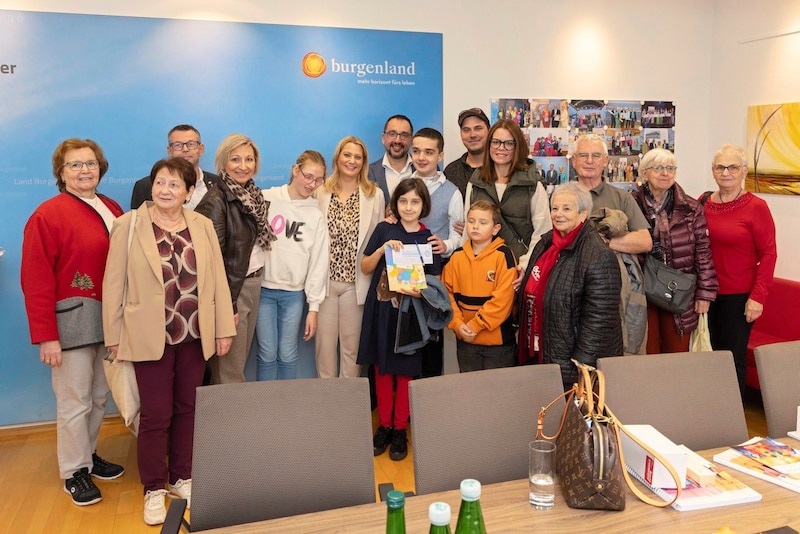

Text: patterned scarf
xmin=221 ymin=172 xmax=277 ymax=250
xmin=521 ymin=222 xmax=584 ymax=363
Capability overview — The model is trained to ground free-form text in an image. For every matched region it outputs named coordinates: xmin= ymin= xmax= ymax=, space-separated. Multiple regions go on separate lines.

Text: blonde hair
xmin=290 ymin=150 xmax=327 ymax=183
xmin=324 ymin=136 xmax=376 ymax=197
xmin=215 ymin=133 xmax=260 ymax=177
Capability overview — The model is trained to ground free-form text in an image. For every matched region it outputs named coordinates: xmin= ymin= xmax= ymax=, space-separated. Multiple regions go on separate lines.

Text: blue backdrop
xmin=0 ymin=9 xmax=442 ymax=425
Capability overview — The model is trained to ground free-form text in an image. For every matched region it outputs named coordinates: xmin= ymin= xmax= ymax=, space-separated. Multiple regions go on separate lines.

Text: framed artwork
xmin=746 ymin=102 xmax=800 ymax=195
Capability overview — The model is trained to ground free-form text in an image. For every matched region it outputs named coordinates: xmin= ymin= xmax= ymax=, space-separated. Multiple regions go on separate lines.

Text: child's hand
xmin=384 ymin=240 xmax=404 ymax=252
xmin=458 ymin=324 xmax=477 ymax=343
xmin=396 ymin=286 xmax=421 ymax=298
xmin=512 ymin=265 xmax=524 ymax=291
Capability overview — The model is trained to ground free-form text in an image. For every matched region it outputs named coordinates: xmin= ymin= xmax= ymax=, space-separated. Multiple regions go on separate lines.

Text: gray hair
xmin=640 ymin=148 xmax=676 ymax=179
xmin=571 ymin=133 xmax=608 ymax=157
xmin=551 ymin=182 xmax=593 ymax=214
xmin=712 ymin=144 xmax=746 ymax=166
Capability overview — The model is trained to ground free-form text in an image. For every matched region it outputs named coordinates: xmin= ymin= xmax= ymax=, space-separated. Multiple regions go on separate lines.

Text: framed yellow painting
xmin=746 ymin=102 xmax=800 ymax=195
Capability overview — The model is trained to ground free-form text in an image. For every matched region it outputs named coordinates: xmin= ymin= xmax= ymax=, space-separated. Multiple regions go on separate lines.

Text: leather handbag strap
xmin=606 ymin=404 xmax=683 ymax=507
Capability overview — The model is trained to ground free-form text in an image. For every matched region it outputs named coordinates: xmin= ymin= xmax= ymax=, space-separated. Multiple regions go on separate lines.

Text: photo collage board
xmin=490 ymin=99 xmax=676 ymax=193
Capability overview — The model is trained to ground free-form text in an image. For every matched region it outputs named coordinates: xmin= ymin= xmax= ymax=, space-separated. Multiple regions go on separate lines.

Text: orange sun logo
xmin=302 ymin=52 xmax=326 ymax=78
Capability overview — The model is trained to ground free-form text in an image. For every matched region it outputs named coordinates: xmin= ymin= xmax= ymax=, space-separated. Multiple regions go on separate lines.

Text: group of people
xmin=21 ymin=109 xmax=777 ymax=525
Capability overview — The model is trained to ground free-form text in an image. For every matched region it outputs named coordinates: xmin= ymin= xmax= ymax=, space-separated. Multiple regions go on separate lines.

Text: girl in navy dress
xmin=357 ymin=178 xmax=442 ymax=461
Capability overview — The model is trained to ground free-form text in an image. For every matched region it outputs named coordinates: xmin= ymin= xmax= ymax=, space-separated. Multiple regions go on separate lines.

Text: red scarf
xmin=521 ymin=222 xmax=584 ymax=363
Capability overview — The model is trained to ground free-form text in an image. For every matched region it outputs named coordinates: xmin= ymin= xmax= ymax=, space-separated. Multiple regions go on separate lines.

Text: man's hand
xmin=428 ymin=234 xmax=446 ymax=255
xmin=40 ymin=340 xmax=62 ymax=368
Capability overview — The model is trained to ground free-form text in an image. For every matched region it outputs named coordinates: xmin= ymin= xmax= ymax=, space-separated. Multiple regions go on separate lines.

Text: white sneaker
xmin=168 ymin=478 xmax=192 ymax=509
xmin=143 ymin=489 xmax=168 ymax=526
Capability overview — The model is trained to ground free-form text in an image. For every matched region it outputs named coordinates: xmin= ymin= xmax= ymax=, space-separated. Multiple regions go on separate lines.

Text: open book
xmin=627 ymin=445 xmax=761 ymax=511
xmin=712 ymin=437 xmax=800 ymax=494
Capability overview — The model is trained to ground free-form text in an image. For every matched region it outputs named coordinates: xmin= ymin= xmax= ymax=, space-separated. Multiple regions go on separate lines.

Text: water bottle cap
xmin=387 ymin=490 xmax=405 ymax=509
xmin=460 ymin=479 xmax=481 ymax=501
xmin=428 ymin=501 xmax=451 ymax=525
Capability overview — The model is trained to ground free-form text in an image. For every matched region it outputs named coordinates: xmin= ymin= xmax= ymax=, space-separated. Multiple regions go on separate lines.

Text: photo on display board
xmin=746 ymin=102 xmax=800 ymax=195
xmin=491 ymin=97 xmax=677 ymax=192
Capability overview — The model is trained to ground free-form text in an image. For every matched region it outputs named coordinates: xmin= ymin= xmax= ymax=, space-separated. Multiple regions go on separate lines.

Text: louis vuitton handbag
xmin=536 ymin=361 xmax=682 ymax=510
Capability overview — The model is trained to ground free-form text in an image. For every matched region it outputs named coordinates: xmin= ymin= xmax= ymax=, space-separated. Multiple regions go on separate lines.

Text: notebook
xmin=627 ymin=445 xmax=761 ymax=511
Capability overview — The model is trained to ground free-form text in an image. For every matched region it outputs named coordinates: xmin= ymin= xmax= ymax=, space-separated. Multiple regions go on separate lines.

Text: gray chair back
xmin=755 ymin=341 xmax=800 ymax=437
xmin=597 ymin=351 xmax=749 ymax=450
xmin=190 ymin=378 xmax=375 ymax=531
xmin=408 ymin=364 xmax=564 ymax=496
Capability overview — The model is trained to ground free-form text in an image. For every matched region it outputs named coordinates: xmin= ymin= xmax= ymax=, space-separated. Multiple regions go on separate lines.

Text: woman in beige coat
xmin=103 ymin=157 xmax=235 ymax=526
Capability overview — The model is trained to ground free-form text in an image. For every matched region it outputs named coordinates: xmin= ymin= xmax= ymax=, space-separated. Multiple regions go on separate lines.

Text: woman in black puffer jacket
xmin=518 ymin=182 xmax=623 ymax=389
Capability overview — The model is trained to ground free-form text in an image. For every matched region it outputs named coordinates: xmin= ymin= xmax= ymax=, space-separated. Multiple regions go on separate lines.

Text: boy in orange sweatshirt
xmin=441 ymin=200 xmax=517 ymax=371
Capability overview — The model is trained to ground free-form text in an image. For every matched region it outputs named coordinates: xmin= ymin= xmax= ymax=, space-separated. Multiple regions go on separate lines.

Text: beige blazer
xmin=317 ymin=186 xmax=384 ymax=305
xmin=103 ymin=203 xmax=236 ymax=362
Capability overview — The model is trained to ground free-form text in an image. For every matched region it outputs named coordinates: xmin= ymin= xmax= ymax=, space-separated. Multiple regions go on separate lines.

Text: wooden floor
xmin=0 ymin=390 xmax=768 ymax=533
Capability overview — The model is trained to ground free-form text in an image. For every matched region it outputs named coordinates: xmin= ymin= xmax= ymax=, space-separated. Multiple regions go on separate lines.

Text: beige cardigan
xmin=102 ymin=203 xmax=236 ymax=362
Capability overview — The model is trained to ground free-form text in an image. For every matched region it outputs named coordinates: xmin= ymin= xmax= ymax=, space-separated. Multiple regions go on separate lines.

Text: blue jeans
xmin=256 ymin=288 xmax=305 ymax=380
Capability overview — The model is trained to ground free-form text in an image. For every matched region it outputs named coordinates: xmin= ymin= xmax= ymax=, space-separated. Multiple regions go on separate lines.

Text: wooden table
xmin=204 ymin=440 xmax=800 ymax=533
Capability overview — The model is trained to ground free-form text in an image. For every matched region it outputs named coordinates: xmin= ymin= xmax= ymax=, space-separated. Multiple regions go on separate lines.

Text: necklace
xmin=719 ymin=188 xmax=743 ymax=203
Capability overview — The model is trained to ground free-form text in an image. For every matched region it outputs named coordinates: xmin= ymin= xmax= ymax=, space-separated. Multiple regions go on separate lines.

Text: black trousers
xmin=708 ymin=293 xmax=753 ymax=396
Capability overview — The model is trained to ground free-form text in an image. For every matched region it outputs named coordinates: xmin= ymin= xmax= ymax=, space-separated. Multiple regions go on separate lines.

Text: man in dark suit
xmin=545 ymin=164 xmax=558 ymax=186
xmin=367 ymin=115 xmax=414 ymax=208
xmin=130 ymin=124 xmax=219 ymax=209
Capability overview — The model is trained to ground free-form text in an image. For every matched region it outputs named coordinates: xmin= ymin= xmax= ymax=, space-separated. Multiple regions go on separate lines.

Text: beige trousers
xmin=315 ymin=280 xmax=363 ymax=378
xmin=52 ymin=344 xmax=109 ymax=479
xmin=210 ymin=276 xmax=260 ymax=384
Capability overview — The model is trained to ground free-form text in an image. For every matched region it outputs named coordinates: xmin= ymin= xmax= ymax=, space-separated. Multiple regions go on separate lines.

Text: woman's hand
xmin=744 ymin=298 xmax=763 ymax=323
xmin=694 ymin=299 xmax=710 ymax=314
xmin=233 ymin=313 xmax=240 ymax=329
xmin=216 ymin=337 xmax=233 ymax=356
xmin=303 ymin=311 xmax=318 ymax=341
xmin=40 ymin=340 xmax=62 ymax=368
xmin=106 ymin=345 xmax=119 ymax=361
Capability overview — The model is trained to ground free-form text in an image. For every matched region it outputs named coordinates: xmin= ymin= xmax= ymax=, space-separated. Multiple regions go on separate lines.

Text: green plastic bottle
xmin=386 ymin=490 xmax=407 ymax=534
xmin=428 ymin=501 xmax=452 ymax=533
xmin=454 ymin=479 xmax=486 ymax=534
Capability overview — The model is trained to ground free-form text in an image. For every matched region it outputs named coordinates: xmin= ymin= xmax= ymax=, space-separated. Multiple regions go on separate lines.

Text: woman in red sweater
xmin=703 ymin=144 xmax=777 ymax=395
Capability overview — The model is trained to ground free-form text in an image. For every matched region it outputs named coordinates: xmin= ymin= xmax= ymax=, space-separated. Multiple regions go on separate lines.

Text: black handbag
xmin=643 ymin=255 xmax=696 ymax=314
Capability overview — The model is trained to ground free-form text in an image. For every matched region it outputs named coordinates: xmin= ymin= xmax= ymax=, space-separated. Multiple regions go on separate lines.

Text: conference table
xmin=204 ymin=439 xmax=800 ymax=533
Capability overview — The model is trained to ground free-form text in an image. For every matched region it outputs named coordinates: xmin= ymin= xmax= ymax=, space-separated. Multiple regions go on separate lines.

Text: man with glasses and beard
xmin=368 ymin=114 xmax=415 ymax=208
xmin=130 ymin=124 xmax=219 ymax=210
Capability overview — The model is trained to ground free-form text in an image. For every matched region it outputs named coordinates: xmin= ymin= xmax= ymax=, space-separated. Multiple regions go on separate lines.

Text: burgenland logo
xmin=301 ymin=52 xmax=326 ymax=78
xmin=301 ymin=51 xmax=416 ymax=83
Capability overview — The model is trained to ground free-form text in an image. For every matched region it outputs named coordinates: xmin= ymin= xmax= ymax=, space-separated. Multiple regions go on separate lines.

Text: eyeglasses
xmin=384 ymin=131 xmax=411 ymax=141
xmin=169 ymin=141 xmax=201 ymax=151
xmin=648 ymin=165 xmax=677 ymax=173
xmin=574 ymin=152 xmax=604 ymax=161
xmin=62 ymin=160 xmax=99 ymax=171
xmin=300 ymin=171 xmax=325 ymax=185
xmin=713 ymin=164 xmax=744 ymax=174
xmin=490 ymin=139 xmax=516 ymax=150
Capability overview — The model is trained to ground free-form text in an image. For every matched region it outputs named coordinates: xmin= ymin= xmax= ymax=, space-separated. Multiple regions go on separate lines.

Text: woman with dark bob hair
xmin=464 ymin=119 xmax=551 ymax=267
xmin=21 ymin=138 xmax=125 ymax=508
xmin=103 ymin=157 xmax=236 ymax=525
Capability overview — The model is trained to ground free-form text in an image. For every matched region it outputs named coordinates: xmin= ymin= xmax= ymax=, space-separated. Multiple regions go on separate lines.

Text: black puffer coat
xmin=518 ymin=223 xmax=623 ymax=386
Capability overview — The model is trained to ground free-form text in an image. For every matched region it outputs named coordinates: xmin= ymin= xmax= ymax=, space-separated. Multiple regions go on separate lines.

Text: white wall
xmin=709 ymin=0 xmax=800 ymax=279
xmin=2 ymin=0 xmax=793 ymax=278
